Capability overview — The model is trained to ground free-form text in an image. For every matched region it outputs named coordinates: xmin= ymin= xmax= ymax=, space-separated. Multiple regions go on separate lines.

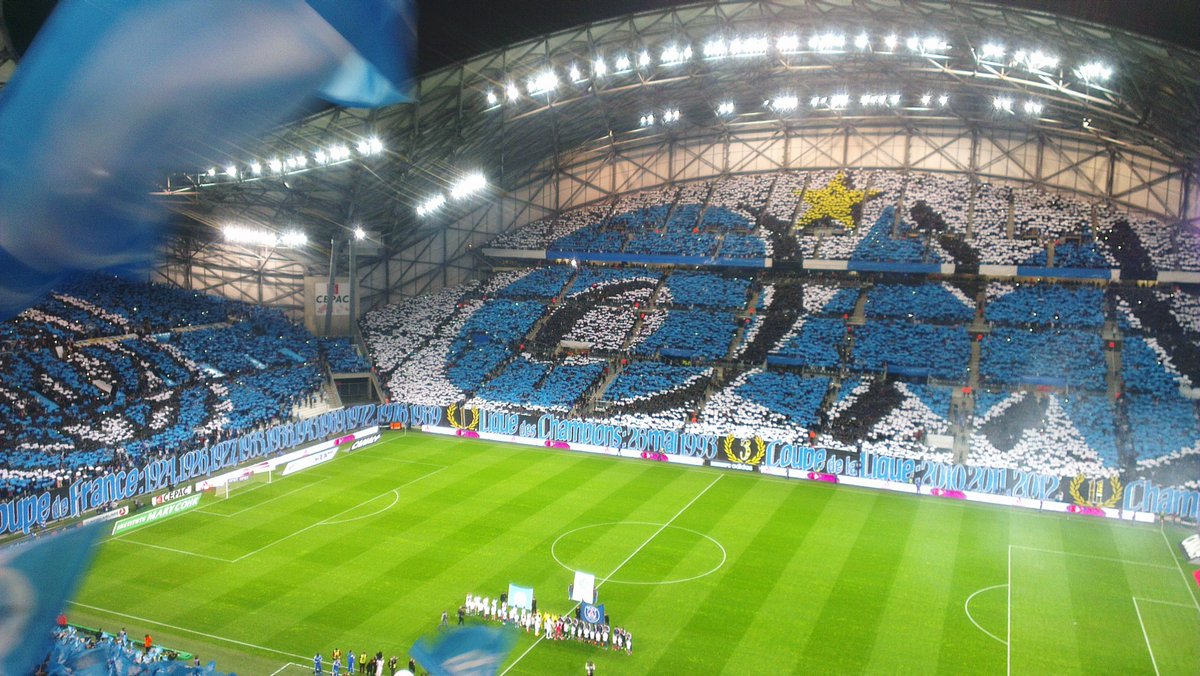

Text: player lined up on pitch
xmin=313 ymin=648 xmax=411 ymax=676
xmin=463 ymin=593 xmax=634 ymax=653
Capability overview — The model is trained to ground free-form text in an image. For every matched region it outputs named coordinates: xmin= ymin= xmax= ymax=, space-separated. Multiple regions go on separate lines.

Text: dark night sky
xmin=416 ymin=0 xmax=1200 ymax=73
xmin=5 ymin=1 xmax=1200 ymax=75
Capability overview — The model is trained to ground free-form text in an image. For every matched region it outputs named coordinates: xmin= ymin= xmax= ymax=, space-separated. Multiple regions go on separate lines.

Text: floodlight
xmin=854 ymin=33 xmax=870 ymax=50
xmin=206 ymin=167 xmax=216 ymax=177
xmin=314 ymin=150 xmax=328 ymax=164
xmin=884 ymin=34 xmax=897 ymax=50
xmin=280 ymin=231 xmax=307 ymax=247
xmin=528 ymin=69 xmax=558 ymax=95
xmin=353 ymin=226 xmax=366 ymax=240
xmin=704 ymin=39 xmax=728 ymax=59
xmin=830 ymin=93 xmax=849 ymax=109
xmin=980 ymin=43 xmax=1005 ymax=60
xmin=225 ymin=165 xmax=237 ymax=177
xmin=716 ymin=101 xmax=735 ymax=115
xmin=1075 ymin=61 xmax=1113 ymax=82
xmin=417 ymin=194 xmax=446 ymax=217
xmin=593 ymin=58 xmax=607 ymax=76
xmin=269 ymin=158 xmax=283 ymax=173
xmin=906 ymin=36 xmax=920 ymax=52
xmin=249 ymin=162 xmax=262 ymax=175
xmin=772 ymin=96 xmax=798 ymax=111
xmin=450 ymin=172 xmax=487 ymax=200
xmin=887 ymin=94 xmax=900 ymax=106
xmin=292 ymin=155 xmax=307 ymax=168
xmin=938 ymin=94 xmax=949 ymax=106
xmin=615 ymin=55 xmax=631 ymax=71
xmin=505 ymin=83 xmax=519 ymax=101
xmin=993 ymin=96 xmax=1014 ymax=112
xmin=637 ymin=51 xmax=651 ymax=67
xmin=809 ymin=33 xmax=844 ymax=52
xmin=569 ymin=64 xmax=582 ymax=81
xmin=486 ymin=90 xmax=498 ymax=105
xmin=367 ymin=137 xmax=383 ymax=154
xmin=1023 ymin=100 xmax=1043 ymax=115
xmin=777 ymin=35 xmax=800 ymax=53
xmin=920 ymin=93 xmax=932 ymax=106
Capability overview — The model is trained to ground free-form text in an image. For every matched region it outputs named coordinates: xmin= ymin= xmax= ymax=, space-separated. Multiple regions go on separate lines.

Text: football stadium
xmin=1 ymin=0 xmax=1200 ymax=674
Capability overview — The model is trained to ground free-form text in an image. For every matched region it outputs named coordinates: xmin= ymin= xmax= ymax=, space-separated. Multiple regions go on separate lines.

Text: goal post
xmin=219 ymin=466 xmax=273 ymax=499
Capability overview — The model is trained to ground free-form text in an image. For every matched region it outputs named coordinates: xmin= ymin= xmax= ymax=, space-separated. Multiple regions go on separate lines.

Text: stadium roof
xmin=2 ymin=0 xmax=1190 ymax=266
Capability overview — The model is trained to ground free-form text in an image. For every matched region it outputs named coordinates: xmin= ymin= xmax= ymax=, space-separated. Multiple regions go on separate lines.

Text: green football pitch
xmin=70 ymin=432 xmax=1200 ymax=674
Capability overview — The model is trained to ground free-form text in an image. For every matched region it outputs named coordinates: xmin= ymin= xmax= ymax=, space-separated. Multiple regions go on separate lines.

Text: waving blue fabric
xmin=0 ymin=0 xmax=414 ymax=319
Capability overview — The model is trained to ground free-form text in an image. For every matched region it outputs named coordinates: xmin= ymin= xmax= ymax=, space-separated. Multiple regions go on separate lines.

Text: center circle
xmin=550 ymin=521 xmax=726 ymax=586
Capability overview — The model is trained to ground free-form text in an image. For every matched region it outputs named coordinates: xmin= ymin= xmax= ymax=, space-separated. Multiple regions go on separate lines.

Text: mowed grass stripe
xmin=799 ymin=488 xmax=921 ymax=672
xmin=640 ymin=477 xmax=833 ymax=675
xmin=935 ymin=505 xmax=1009 ymax=674
xmin=72 ymin=433 xmax=1200 ymax=674
xmin=864 ymin=497 xmax=968 ymax=674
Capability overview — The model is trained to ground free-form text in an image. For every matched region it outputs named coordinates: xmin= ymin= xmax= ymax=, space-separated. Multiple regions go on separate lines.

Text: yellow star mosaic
xmin=794 ymin=171 xmax=879 ymax=231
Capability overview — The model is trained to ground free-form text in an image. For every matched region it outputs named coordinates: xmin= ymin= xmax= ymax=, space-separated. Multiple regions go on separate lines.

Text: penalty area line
xmin=68 ymin=601 xmax=310 ymax=661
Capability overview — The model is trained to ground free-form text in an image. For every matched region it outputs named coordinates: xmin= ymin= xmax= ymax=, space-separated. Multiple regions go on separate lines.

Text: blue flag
xmin=410 ymin=626 xmax=517 ymax=676
xmin=580 ymin=602 xmax=605 ymax=625
xmin=0 ymin=523 xmax=103 ymax=675
xmin=0 ymin=0 xmax=414 ymax=319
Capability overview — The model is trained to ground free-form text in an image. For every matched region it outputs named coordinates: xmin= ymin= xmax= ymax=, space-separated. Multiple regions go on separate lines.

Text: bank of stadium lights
xmin=808 ymin=33 xmax=845 ymax=53
xmin=854 ymin=33 xmax=870 ymax=50
xmin=883 ymin=34 xmax=898 ymax=51
xmin=860 ymin=93 xmax=900 ymax=107
xmin=906 ymin=35 xmax=950 ymax=55
xmin=639 ymin=113 xmax=655 ymax=127
xmin=1011 ymin=49 xmax=1058 ymax=73
xmin=768 ymin=95 xmax=799 ymax=112
xmin=505 ymin=83 xmax=520 ymax=101
xmin=527 ymin=69 xmax=558 ymax=96
xmin=415 ymin=172 xmax=487 ymax=218
xmin=992 ymin=96 xmax=1014 ymax=113
xmin=353 ymin=226 xmax=366 ymax=241
xmin=415 ymin=194 xmax=445 ymax=217
xmin=614 ymin=55 xmax=632 ymax=71
xmin=660 ymin=44 xmax=692 ymax=64
xmin=776 ymin=35 xmax=800 ymax=53
xmin=1075 ymin=61 xmax=1113 ymax=83
xmin=593 ymin=58 xmax=608 ymax=77
xmin=223 ymin=225 xmax=306 ymax=248
xmin=1023 ymin=100 xmax=1044 ymax=115
xmin=569 ymin=64 xmax=583 ymax=82
xmin=716 ymin=101 xmax=736 ymax=116
xmin=919 ymin=93 xmax=951 ymax=107
xmin=704 ymin=36 xmax=769 ymax=59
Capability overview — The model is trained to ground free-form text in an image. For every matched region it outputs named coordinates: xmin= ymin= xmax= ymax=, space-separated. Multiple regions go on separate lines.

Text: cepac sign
xmin=315 ymin=280 xmax=351 ymax=316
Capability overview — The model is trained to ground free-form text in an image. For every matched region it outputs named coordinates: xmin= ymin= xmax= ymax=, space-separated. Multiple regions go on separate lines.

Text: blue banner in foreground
xmin=0 ymin=522 xmax=102 ymax=676
xmin=411 ymin=626 xmax=517 ymax=676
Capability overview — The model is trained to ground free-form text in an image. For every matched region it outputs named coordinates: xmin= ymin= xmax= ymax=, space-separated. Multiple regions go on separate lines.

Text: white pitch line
xmin=1006 ymin=544 xmax=1012 ymax=676
xmin=500 ymin=474 xmax=723 ymax=676
xmin=1135 ymin=597 xmax=1198 ymax=609
xmin=230 ymin=466 xmax=444 ymax=563
xmin=1132 ymin=598 xmax=1161 ymax=676
xmin=68 ymin=601 xmax=310 ymax=661
xmin=199 ymin=475 xmax=334 ymax=518
xmin=964 ymin=584 xmax=1008 ymax=645
xmin=598 ymin=475 xmax=723 ymax=588
xmin=110 ymin=538 xmax=235 ymax=563
xmin=1157 ymin=523 xmax=1200 ymax=616
xmin=269 ymin=663 xmax=309 ymax=676
xmin=1010 ymin=545 xmax=1175 ymax=570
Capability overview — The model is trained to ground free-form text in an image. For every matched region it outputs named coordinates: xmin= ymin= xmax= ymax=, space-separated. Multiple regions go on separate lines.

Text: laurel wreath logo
xmin=1069 ymin=474 xmax=1123 ymax=508
xmin=723 ymin=436 xmax=766 ymax=465
xmin=446 ymin=403 xmax=480 ymax=431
